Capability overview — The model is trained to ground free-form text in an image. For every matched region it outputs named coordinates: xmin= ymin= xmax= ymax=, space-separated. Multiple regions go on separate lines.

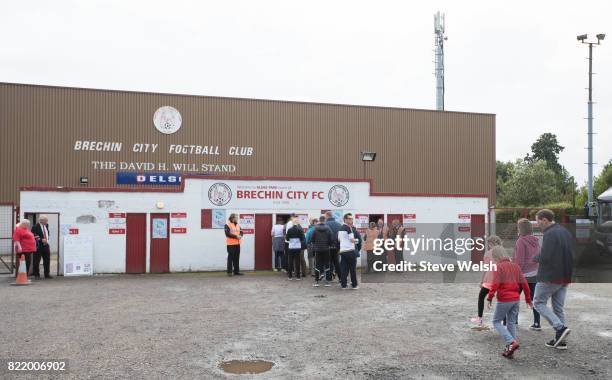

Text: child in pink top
xmin=470 ymin=235 xmax=503 ymax=326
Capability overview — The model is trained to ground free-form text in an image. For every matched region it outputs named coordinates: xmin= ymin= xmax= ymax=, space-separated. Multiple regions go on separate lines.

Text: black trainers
xmin=546 ymin=339 xmax=568 ymax=350
xmin=545 ymin=327 xmax=571 ymax=349
xmin=554 ymin=326 xmax=571 ymax=347
xmin=530 ymin=323 xmax=542 ymax=331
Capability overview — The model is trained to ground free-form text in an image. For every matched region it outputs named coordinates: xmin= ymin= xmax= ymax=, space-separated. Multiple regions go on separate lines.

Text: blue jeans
xmin=534 ymin=282 xmax=567 ymax=330
xmin=340 ymin=250 xmax=358 ymax=288
xmin=274 ymin=250 xmax=283 ymax=269
xmin=492 ymin=301 xmax=519 ymax=345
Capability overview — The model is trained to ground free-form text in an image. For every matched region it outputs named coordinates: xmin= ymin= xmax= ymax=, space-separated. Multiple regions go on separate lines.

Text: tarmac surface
xmin=1 ymin=272 xmax=612 ymax=379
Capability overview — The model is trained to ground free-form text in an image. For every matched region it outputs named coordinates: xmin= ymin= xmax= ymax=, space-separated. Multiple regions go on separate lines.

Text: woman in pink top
xmin=514 ymin=218 xmax=541 ymax=330
xmin=12 ymin=219 xmax=36 ymax=276
xmin=470 ymin=235 xmax=503 ymax=326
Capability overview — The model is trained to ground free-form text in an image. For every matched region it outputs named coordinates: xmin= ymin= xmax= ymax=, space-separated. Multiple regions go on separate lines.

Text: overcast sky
xmin=2 ymin=0 xmax=610 ymax=184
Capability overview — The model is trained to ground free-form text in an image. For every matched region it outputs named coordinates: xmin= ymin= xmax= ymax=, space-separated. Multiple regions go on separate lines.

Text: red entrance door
xmin=255 ymin=214 xmax=273 ymax=270
xmin=150 ymin=213 xmax=170 ymax=273
xmin=471 ymin=214 xmax=486 ymax=262
xmin=126 ymin=213 xmax=147 ymax=273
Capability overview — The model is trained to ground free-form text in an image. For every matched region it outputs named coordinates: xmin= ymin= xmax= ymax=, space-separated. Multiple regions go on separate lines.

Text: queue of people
xmin=473 ymin=209 xmax=573 ymax=359
xmin=269 ymin=211 xmax=364 ymax=289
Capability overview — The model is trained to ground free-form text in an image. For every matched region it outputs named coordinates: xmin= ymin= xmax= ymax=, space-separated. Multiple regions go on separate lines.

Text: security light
xmin=577 ymin=34 xmax=588 ymax=41
xmin=597 ymin=33 xmax=605 ymax=41
xmin=360 ymin=151 xmax=377 ymax=162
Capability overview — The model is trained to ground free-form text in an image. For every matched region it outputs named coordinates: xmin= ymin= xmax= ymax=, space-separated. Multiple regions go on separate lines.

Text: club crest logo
xmin=153 ymin=106 xmax=182 ymax=134
xmin=208 ymin=183 xmax=232 ymax=206
xmin=328 ymin=185 xmax=350 ymax=207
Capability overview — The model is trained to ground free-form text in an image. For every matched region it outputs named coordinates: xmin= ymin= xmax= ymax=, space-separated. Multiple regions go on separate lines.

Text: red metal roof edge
xmin=19 ymin=174 xmax=489 ymax=199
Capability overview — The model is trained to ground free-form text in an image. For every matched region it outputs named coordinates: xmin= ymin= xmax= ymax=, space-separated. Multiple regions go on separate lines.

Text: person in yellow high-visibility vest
xmin=224 ymin=213 xmax=244 ymax=276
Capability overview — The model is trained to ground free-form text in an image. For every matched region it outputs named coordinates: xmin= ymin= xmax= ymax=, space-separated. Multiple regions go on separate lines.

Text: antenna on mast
xmin=434 ymin=11 xmax=447 ymax=111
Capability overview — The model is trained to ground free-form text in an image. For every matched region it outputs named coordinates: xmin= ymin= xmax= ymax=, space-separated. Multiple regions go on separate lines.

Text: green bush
xmin=495 ymin=209 xmax=522 ymax=223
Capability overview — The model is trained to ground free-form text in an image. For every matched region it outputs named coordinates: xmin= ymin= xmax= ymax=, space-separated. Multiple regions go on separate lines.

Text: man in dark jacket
xmin=285 ymin=222 xmax=306 ymax=280
xmin=533 ymin=209 xmax=573 ymax=349
xmin=309 ymin=215 xmax=333 ymax=287
xmin=325 ymin=211 xmax=342 ymax=281
xmin=32 ymin=215 xmax=53 ymax=279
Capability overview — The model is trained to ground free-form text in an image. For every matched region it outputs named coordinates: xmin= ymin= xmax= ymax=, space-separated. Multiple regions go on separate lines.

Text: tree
xmin=594 ymin=160 xmax=612 ymax=197
xmin=574 ymin=160 xmax=612 ymax=207
xmin=498 ymin=160 xmax=560 ymax=207
xmin=525 ymin=133 xmax=565 ymax=174
xmin=496 ymin=160 xmax=514 ymax=196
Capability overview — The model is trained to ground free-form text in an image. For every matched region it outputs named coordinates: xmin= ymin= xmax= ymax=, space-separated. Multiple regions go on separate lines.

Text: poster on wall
xmin=332 ymin=210 xmax=343 ymax=223
xmin=63 ymin=235 xmax=93 ymax=276
xmin=457 ymin=214 xmax=471 ymax=233
xmin=212 ymin=209 xmax=226 ymax=229
xmin=402 ymin=214 xmax=416 ymax=226
xmin=239 ymin=214 xmax=255 ymax=234
xmin=60 ymin=224 xmax=71 ymax=236
xmin=355 ymin=214 xmax=369 ymax=230
xmin=458 ymin=214 xmax=471 ymax=222
xmin=152 ymin=218 xmax=168 ymax=239
xmin=170 ymin=212 xmax=187 ymax=233
xmin=296 ymin=214 xmax=310 ymax=230
xmin=108 ymin=212 xmax=126 ymax=234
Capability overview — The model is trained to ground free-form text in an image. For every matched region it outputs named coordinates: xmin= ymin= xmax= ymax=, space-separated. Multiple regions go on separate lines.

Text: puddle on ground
xmin=470 ymin=325 xmax=490 ymax=331
xmin=219 ymin=360 xmax=275 ymax=374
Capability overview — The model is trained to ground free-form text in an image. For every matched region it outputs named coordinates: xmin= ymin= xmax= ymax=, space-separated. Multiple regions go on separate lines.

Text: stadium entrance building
xmin=1 ymin=83 xmax=495 ymax=274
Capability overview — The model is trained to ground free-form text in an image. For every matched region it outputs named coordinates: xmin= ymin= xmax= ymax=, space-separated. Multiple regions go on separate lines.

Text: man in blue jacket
xmin=533 ymin=209 xmax=573 ymax=350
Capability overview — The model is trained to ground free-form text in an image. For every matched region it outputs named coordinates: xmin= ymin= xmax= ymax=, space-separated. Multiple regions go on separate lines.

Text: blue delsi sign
xmin=116 ymin=172 xmax=182 ymax=185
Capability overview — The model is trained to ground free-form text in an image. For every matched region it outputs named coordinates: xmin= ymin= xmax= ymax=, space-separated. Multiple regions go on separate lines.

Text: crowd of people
xmin=270 ymin=211 xmax=363 ymax=289
xmin=472 ymin=209 xmax=573 ymax=358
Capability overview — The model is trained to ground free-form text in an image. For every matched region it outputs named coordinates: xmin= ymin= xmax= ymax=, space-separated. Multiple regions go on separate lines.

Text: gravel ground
xmin=1 ymin=272 xmax=611 ymax=379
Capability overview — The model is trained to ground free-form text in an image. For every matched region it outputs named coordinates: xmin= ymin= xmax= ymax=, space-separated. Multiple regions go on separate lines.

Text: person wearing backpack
xmin=325 ymin=211 xmax=342 ymax=281
xmin=309 ymin=215 xmax=334 ymax=287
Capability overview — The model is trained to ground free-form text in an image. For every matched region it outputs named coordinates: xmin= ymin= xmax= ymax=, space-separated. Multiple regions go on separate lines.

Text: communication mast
xmin=434 ymin=11 xmax=447 ymax=111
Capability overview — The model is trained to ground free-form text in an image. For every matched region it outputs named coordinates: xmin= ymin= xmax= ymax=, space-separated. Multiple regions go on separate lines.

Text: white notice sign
xmin=63 ymin=235 xmax=94 ymax=276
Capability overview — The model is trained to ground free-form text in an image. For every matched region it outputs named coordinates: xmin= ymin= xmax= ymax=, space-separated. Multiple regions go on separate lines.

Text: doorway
xmin=126 ymin=213 xmax=147 ymax=273
xmin=255 ymin=214 xmax=273 ymax=270
xmin=150 ymin=213 xmax=170 ymax=273
xmin=23 ymin=212 xmax=60 ymax=276
xmin=275 ymin=214 xmax=292 ymax=225
xmin=471 ymin=214 xmax=486 ymax=262
xmin=369 ymin=214 xmax=384 ymax=225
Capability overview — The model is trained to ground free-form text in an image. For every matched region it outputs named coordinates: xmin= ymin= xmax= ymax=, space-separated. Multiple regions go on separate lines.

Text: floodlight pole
xmin=580 ymin=36 xmax=603 ymax=216
xmin=587 ymin=42 xmax=594 ymax=216
xmin=434 ymin=11 xmax=446 ymax=111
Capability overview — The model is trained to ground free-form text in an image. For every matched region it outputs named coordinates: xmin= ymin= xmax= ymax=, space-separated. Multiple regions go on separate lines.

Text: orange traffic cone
xmin=11 ymin=254 xmax=31 ymax=286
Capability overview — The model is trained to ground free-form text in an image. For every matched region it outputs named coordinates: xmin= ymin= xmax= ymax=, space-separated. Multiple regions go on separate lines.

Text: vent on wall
xmin=98 ymin=200 xmax=115 ymax=208
xmin=76 ymin=215 xmax=96 ymax=224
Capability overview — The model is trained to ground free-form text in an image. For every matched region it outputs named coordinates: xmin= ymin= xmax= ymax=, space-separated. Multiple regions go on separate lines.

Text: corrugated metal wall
xmin=0 ymin=83 xmax=496 ymax=204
